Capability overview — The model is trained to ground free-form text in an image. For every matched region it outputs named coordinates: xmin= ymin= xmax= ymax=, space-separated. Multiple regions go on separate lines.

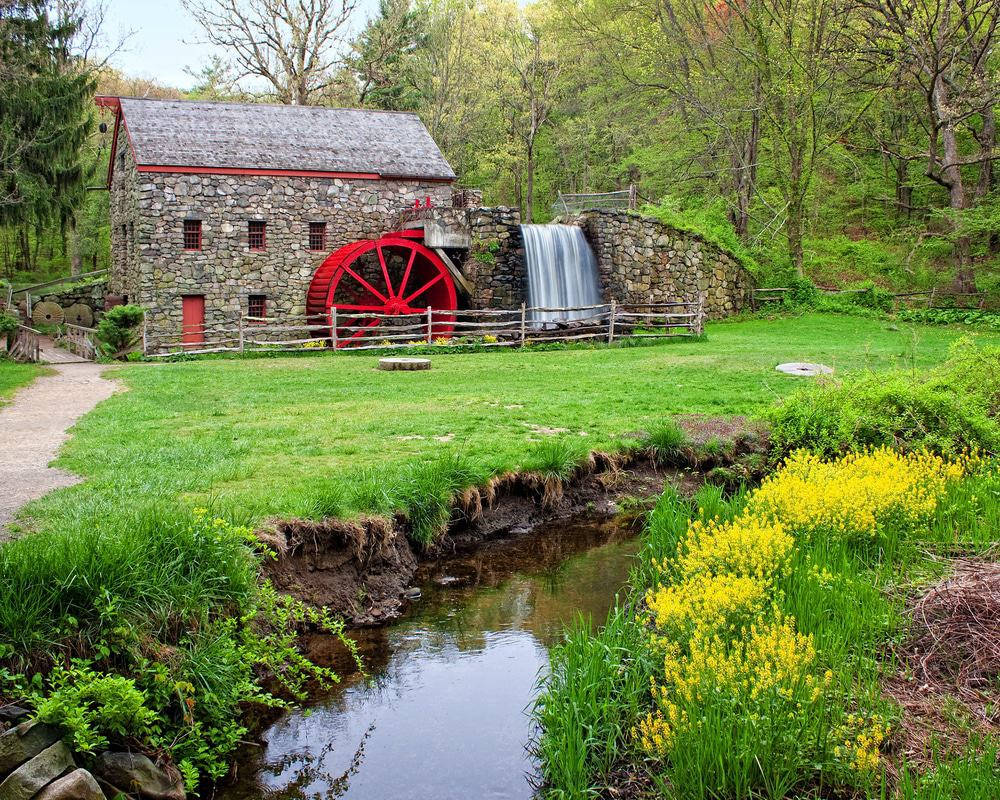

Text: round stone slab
xmin=775 ymin=362 xmax=834 ymax=376
xmin=377 ymin=357 xmax=431 ymax=371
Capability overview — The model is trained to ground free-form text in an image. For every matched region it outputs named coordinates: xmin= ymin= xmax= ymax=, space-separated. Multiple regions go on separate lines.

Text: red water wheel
xmin=306 ymin=235 xmax=457 ymax=347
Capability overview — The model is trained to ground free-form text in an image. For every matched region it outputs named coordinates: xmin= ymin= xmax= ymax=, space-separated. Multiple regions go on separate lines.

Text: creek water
xmin=220 ymin=514 xmax=641 ymax=800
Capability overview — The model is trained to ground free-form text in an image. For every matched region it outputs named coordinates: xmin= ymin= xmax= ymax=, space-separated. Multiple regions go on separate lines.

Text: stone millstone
xmin=775 ymin=362 xmax=833 ymax=377
xmin=0 ymin=741 xmax=75 ymax=800
xmin=377 ymin=357 xmax=431 ymax=371
xmin=34 ymin=768 xmax=106 ymax=800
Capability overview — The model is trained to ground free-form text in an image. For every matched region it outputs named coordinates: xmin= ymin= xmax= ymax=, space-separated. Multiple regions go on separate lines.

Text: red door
xmin=182 ymin=295 xmax=205 ymax=346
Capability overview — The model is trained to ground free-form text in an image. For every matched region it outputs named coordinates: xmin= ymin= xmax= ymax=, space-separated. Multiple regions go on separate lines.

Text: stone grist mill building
xmin=89 ymin=96 xmax=752 ymax=351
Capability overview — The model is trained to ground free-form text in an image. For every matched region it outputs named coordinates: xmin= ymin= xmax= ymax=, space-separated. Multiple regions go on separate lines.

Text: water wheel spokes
xmin=306 ymin=235 xmax=458 ymax=348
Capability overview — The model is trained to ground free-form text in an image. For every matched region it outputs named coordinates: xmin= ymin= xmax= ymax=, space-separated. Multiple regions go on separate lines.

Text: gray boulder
xmin=34 ymin=768 xmax=106 ymax=800
xmin=0 ymin=741 xmax=74 ymax=800
xmin=94 ymin=752 xmax=184 ymax=800
xmin=0 ymin=720 xmax=60 ymax=775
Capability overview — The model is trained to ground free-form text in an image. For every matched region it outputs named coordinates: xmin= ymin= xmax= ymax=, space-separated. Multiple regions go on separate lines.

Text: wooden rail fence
xmin=143 ymin=301 xmax=704 ymax=357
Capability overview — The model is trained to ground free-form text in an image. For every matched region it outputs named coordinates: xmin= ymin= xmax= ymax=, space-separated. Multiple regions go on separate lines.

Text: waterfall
xmin=520 ymin=224 xmax=604 ymax=324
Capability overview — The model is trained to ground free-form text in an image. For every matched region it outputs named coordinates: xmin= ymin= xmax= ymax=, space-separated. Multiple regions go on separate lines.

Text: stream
xmin=220 ymin=514 xmax=641 ymax=800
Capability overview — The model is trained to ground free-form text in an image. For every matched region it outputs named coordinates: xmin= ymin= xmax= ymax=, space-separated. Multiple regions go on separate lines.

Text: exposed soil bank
xmin=261 ymin=416 xmax=766 ymax=626
xmin=262 ymin=458 xmax=671 ymax=626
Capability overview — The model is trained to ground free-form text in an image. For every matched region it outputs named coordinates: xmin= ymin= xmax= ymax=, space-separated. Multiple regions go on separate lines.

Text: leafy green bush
xmin=767 ymin=339 xmax=1000 ymax=458
xmin=0 ymin=506 xmax=354 ymax=789
xmin=0 ymin=309 xmax=18 ymax=352
xmin=34 ymin=664 xmax=157 ymax=753
xmin=96 ymin=304 xmax=144 ymax=357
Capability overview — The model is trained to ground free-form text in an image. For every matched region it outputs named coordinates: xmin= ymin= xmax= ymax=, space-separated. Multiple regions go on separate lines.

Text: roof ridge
xmin=116 ymin=95 xmax=422 ymax=118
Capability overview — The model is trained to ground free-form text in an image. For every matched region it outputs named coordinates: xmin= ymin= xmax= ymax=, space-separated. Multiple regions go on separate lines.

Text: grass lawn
xmin=20 ymin=313 xmax=999 ymax=533
xmin=0 ymin=360 xmax=45 ymax=407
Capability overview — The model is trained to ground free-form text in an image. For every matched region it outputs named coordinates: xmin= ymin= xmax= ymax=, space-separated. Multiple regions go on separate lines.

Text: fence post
xmin=330 ymin=309 xmax=337 ymax=350
xmin=628 ymin=184 xmax=637 ymax=210
xmin=141 ymin=316 xmax=147 ymax=355
xmin=608 ymin=299 xmax=617 ymax=344
xmin=426 ymin=306 xmax=433 ymax=344
xmin=26 ymin=294 xmax=32 ymax=320
xmin=238 ymin=313 xmax=245 ymax=353
xmin=520 ymin=302 xmax=526 ymax=346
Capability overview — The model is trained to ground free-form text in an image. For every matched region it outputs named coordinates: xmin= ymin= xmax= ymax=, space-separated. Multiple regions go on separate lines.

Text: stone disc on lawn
xmin=378 ymin=357 xmax=431 ymax=371
xmin=775 ymin=362 xmax=833 ymax=376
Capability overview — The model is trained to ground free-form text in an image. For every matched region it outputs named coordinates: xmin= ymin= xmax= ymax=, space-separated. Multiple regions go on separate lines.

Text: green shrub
xmin=767 ymin=340 xmax=1000 ymax=458
xmin=34 ymin=664 xmax=157 ymax=753
xmin=0 ymin=506 xmax=355 ymax=788
xmin=96 ymin=304 xmax=145 ymax=358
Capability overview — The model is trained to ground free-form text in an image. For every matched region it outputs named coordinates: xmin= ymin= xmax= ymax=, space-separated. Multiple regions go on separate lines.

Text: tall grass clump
xmin=390 ymin=453 xmax=492 ymax=547
xmin=645 ymin=419 xmax=686 ymax=466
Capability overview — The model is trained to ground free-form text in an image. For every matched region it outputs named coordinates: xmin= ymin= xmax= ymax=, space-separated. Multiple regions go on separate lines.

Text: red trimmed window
xmin=183 ymin=219 xmax=202 ymax=250
xmin=248 ymin=294 xmax=267 ymax=320
xmin=248 ymin=220 xmax=266 ymax=250
xmin=308 ymin=221 xmax=327 ymax=251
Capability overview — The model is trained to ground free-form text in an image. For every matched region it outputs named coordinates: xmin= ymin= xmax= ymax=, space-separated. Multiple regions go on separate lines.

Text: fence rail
xmin=142 ymin=300 xmax=703 ymax=358
xmin=552 ymin=185 xmax=638 ymax=216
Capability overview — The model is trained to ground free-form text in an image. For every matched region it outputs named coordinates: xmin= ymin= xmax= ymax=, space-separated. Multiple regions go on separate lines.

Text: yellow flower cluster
xmin=638 ymin=448 xmax=964 ymax=767
xmin=678 ymin=515 xmax=793 ymax=580
xmin=750 ymin=448 xmax=966 ymax=536
xmin=646 ymin=573 xmax=769 ymax=634
xmin=833 ymin=714 xmax=891 ymax=774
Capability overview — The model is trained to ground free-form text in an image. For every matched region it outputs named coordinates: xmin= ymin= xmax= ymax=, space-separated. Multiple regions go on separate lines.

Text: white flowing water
xmin=521 ymin=224 xmax=604 ymax=324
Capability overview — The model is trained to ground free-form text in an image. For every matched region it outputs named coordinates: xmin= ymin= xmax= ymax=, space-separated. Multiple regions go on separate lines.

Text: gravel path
xmin=0 ymin=354 xmax=118 ymax=536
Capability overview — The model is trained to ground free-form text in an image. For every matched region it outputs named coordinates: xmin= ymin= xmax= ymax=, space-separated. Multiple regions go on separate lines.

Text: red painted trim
xmin=135 ymin=165 xmax=455 ymax=182
xmin=94 ymin=96 xmax=121 ymax=111
xmin=106 ymin=109 xmax=120 ymax=188
xmin=307 ymin=221 xmax=327 ymax=251
xmin=137 ymin=165 xmax=383 ymax=180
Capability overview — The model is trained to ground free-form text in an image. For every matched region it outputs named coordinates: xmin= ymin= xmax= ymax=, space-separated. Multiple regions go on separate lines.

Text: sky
xmin=101 ymin=0 xmax=378 ymax=91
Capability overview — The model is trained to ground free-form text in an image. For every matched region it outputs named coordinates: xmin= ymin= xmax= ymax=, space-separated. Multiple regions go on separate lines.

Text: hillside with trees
xmin=4 ymin=0 xmax=1000 ymax=300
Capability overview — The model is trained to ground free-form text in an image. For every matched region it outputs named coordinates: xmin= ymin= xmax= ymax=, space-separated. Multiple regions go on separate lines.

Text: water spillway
xmin=520 ymin=224 xmax=604 ymax=323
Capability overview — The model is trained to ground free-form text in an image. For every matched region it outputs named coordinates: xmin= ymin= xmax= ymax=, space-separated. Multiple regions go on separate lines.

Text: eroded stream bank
xmin=220 ymin=513 xmax=643 ymax=800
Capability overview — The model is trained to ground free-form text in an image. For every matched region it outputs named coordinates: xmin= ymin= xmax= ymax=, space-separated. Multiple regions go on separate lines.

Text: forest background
xmin=5 ymin=0 xmax=1000 ymax=299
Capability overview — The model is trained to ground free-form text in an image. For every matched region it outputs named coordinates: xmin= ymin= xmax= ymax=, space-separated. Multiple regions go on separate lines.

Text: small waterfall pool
xmin=521 ymin=224 xmax=604 ymax=324
xmin=219 ymin=514 xmax=640 ymax=800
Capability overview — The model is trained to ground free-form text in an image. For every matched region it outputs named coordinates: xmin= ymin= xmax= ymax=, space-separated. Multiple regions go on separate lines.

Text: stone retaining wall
xmin=576 ymin=210 xmax=753 ymax=317
xmin=462 ymin=207 xmax=523 ymax=309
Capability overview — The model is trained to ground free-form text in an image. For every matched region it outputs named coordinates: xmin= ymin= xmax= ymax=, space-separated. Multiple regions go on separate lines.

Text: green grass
xmin=18 ymin=314 xmax=999 ymax=537
xmin=0 ymin=360 xmax=45 ymax=406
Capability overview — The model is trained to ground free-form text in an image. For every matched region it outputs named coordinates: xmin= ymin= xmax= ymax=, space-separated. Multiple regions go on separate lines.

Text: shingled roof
xmin=116 ymin=97 xmax=456 ymax=180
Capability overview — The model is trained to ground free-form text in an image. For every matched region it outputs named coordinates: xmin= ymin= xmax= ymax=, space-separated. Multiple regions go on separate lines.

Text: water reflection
xmin=220 ymin=515 xmax=639 ymax=800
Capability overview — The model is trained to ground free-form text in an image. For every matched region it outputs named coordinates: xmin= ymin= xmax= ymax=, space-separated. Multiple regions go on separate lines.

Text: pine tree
xmin=0 ymin=0 xmax=95 ymax=229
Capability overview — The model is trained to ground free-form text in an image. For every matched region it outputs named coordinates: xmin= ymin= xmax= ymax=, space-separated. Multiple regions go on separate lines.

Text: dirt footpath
xmin=0 ymin=361 xmax=118 ymax=536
